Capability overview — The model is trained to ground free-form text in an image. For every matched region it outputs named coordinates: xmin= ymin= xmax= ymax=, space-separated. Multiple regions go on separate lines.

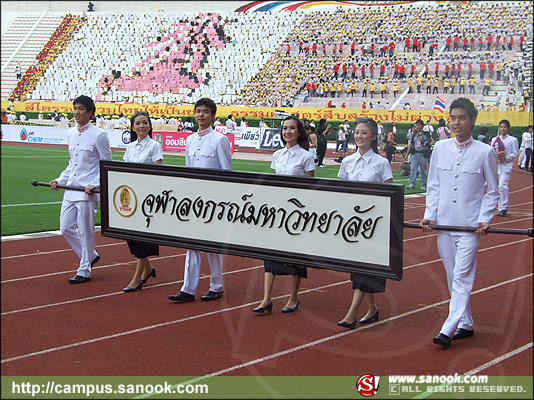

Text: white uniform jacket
xmin=185 ymin=127 xmax=232 ymax=170
xmin=56 ymin=122 xmax=112 ymax=201
xmin=424 ymin=138 xmax=499 ymax=226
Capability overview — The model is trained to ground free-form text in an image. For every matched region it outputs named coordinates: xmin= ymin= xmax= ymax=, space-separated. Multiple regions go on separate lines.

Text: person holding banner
xmin=420 ymin=97 xmax=499 ymax=347
xmin=490 ymin=120 xmax=519 ymax=217
xmin=168 ymin=98 xmax=232 ymax=303
xmin=121 ymin=111 xmax=163 ymax=292
xmin=50 ymin=95 xmax=112 ymax=284
xmin=336 ymin=117 xmax=393 ymax=330
xmin=253 ymin=116 xmax=315 ymax=314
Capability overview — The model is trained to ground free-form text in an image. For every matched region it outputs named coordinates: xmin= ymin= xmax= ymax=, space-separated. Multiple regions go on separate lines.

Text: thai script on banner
xmin=156 ymin=131 xmax=235 ymax=153
xmin=3 ymin=101 xmax=530 ymax=125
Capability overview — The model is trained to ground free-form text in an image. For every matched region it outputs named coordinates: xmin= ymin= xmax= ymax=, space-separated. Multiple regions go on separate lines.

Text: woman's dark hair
xmin=130 ymin=111 xmax=152 ymax=142
xmin=355 ymin=117 xmax=379 ymax=154
xmin=479 ymin=126 xmax=489 ymax=135
xmin=319 ymin=118 xmax=327 ymax=127
xmin=438 ymin=118 xmax=446 ymax=127
xmin=281 ymin=116 xmax=309 ymax=151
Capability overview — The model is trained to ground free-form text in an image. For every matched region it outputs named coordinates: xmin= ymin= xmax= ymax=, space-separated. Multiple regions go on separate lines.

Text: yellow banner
xmin=2 ymin=100 xmax=532 ymax=126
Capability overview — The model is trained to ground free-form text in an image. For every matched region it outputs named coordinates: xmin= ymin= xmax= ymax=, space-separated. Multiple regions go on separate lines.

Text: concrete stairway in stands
xmin=1 ymin=12 xmax=65 ymax=100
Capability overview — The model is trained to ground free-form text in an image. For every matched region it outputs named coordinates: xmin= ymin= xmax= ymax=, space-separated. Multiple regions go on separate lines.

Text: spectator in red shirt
xmin=486 ymin=34 xmax=493 ymax=51
xmin=445 ymin=37 xmax=452 ymax=51
xmin=488 ymin=61 xmax=494 ymax=79
xmin=480 ymin=60 xmax=486 ymax=79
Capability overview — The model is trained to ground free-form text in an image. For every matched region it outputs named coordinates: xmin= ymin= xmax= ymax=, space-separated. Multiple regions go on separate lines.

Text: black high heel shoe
xmin=252 ymin=302 xmax=273 ymax=314
xmin=337 ymin=320 xmax=356 ymax=330
xmin=123 ymin=282 xmax=143 ymax=292
xmin=359 ymin=310 xmax=379 ymax=324
xmin=282 ymin=300 xmax=300 ymax=313
xmin=141 ymin=268 xmax=156 ymax=285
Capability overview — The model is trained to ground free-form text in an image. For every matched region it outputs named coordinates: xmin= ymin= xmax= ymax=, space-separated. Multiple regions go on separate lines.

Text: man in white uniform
xmin=50 ymin=95 xmax=112 ymax=283
xmin=420 ymin=97 xmax=498 ymax=347
xmin=491 ymin=119 xmax=519 ymax=216
xmin=168 ymin=98 xmax=232 ymax=303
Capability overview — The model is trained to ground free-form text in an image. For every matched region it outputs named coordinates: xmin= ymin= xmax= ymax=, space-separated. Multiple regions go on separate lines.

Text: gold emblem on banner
xmin=113 ymin=184 xmax=137 ymax=217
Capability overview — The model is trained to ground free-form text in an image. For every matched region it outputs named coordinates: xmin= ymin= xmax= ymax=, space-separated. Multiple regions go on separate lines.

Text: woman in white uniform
xmin=337 ymin=117 xmax=393 ymax=329
xmin=122 ymin=111 xmax=163 ymax=292
xmin=253 ymin=116 xmax=315 ymax=314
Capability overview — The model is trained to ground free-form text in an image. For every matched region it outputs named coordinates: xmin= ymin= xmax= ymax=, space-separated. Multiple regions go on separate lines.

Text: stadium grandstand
xmin=1 ymin=1 xmax=533 ymax=114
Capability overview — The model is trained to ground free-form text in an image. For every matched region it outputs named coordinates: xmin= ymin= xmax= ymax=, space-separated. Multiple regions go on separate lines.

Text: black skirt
xmin=264 ymin=260 xmax=307 ymax=278
xmin=126 ymin=239 xmax=159 ymax=259
xmin=351 ymin=273 xmax=386 ymax=293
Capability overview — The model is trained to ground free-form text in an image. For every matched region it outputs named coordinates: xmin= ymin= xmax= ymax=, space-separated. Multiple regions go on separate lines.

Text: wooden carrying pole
xmin=31 ymin=180 xmax=100 ymax=193
xmin=404 ymin=222 xmax=533 ymax=237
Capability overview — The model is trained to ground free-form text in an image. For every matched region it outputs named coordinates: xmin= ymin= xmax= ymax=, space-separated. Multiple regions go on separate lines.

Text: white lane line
xmin=464 ymin=342 xmax=533 ymax=375
xmin=1 ymin=201 xmax=62 ymax=208
xmin=1 ymin=241 xmax=124 ymax=261
xmin=1 ymin=263 xmax=261 ymax=316
xmin=2 ymin=237 xmax=531 ymax=316
xmin=412 ymin=342 xmax=534 ymax=399
xmin=3 ymin=273 xmax=530 ymax=371
xmin=1 ymin=252 xmax=185 ymax=284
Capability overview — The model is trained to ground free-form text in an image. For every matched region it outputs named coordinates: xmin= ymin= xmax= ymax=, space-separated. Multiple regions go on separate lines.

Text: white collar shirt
xmin=55 ymin=122 xmax=112 ymax=201
xmin=522 ymin=131 xmax=533 ymax=150
xmin=271 ymin=144 xmax=315 ymax=176
xmin=424 ymin=138 xmax=499 ymax=226
xmin=123 ymin=135 xmax=163 ymax=164
xmin=338 ymin=149 xmax=393 ymax=183
xmin=186 ymin=127 xmax=232 ymax=170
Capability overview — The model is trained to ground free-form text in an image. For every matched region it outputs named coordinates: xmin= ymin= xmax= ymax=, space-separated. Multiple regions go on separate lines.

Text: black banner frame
xmin=100 ymin=160 xmax=405 ymax=280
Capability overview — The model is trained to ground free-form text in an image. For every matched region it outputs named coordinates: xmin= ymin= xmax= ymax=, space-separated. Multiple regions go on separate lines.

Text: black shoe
xmin=497 ymin=210 xmax=507 ymax=217
xmin=140 ymin=267 xmax=156 ymax=285
xmin=337 ymin=320 xmax=356 ymax=330
xmin=282 ymin=300 xmax=300 ymax=313
xmin=168 ymin=291 xmax=195 ymax=303
xmin=90 ymin=255 xmax=100 ymax=269
xmin=201 ymin=290 xmax=224 ymax=301
xmin=68 ymin=274 xmax=90 ymax=284
xmin=433 ymin=333 xmax=451 ymax=347
xmin=252 ymin=302 xmax=273 ymax=314
xmin=453 ymin=328 xmax=474 ymax=340
xmin=123 ymin=282 xmax=143 ymax=292
xmin=359 ymin=310 xmax=379 ymax=324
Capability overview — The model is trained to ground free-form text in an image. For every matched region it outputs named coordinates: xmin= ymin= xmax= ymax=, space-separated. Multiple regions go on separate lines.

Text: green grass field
xmin=1 ymin=144 xmax=418 ymax=236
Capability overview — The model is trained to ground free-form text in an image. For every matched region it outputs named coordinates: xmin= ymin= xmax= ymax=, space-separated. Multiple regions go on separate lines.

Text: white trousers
xmin=60 ymin=200 xmax=99 ymax=278
xmin=181 ymin=250 xmax=223 ymax=295
xmin=497 ymin=162 xmax=513 ymax=211
xmin=437 ymin=231 xmax=481 ymax=338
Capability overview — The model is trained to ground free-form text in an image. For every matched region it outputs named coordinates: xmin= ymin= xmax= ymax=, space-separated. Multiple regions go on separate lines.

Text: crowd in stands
xmin=8 ymin=2 xmax=533 ymax=111
xmin=28 ymin=11 xmax=297 ymax=106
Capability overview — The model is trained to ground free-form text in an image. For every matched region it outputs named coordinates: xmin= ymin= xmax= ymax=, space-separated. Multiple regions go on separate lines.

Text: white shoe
xmin=407 ymin=184 xmax=415 ymax=189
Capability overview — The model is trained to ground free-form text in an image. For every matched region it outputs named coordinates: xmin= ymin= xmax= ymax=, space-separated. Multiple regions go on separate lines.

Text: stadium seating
xmin=3 ymin=2 xmax=532 ymax=112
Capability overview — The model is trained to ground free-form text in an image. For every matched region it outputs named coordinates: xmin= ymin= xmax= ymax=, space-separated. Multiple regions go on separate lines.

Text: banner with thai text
xmin=100 ymin=161 xmax=405 ymax=279
xmin=3 ymin=100 xmax=530 ymax=125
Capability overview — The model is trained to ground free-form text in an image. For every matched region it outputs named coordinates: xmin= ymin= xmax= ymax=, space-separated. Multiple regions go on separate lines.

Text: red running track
xmin=1 ymin=166 xmax=532 ymax=378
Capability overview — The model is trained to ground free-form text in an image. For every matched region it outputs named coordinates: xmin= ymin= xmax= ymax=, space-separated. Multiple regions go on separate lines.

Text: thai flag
xmin=433 ymin=97 xmax=446 ymax=112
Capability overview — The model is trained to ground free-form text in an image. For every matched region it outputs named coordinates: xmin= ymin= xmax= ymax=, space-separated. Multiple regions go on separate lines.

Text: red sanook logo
xmin=356 ymin=375 xmax=380 ymax=397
